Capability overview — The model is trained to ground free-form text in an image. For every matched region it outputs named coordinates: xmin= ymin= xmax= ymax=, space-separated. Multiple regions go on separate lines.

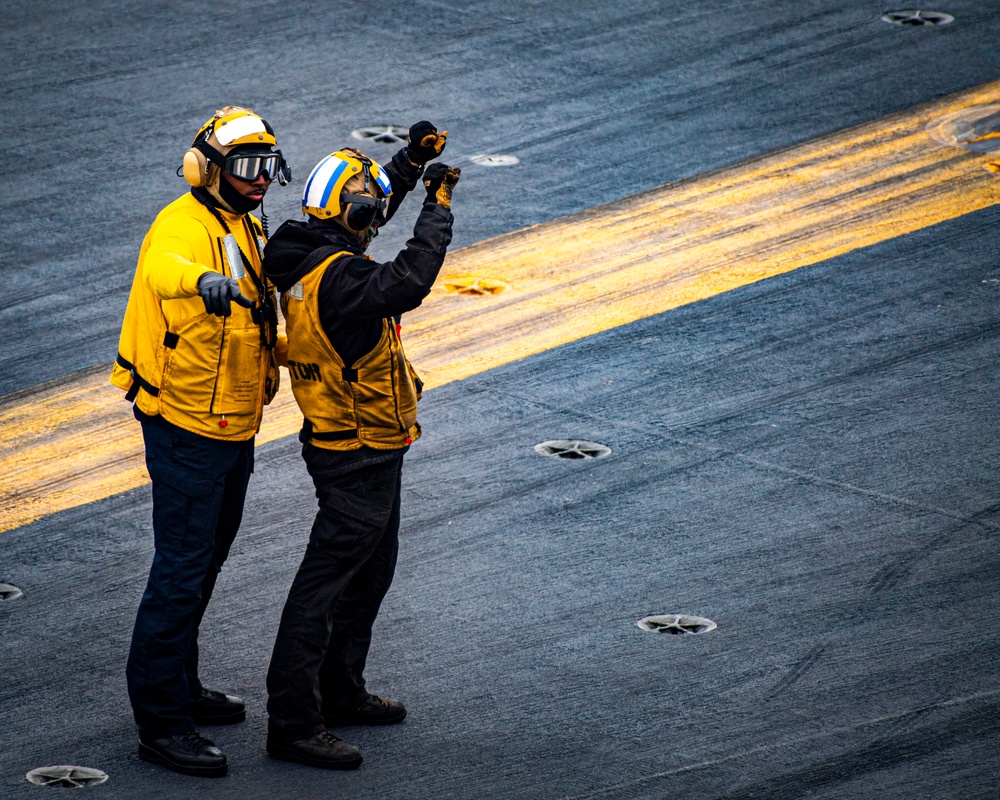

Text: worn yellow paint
xmin=971 ymin=130 xmax=1000 ymax=144
xmin=2 ymin=79 xmax=999 ymax=533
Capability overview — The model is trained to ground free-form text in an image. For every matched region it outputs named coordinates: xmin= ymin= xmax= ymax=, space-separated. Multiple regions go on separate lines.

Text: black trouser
xmin=126 ymin=410 xmax=254 ymax=739
xmin=266 ymin=446 xmax=403 ymax=739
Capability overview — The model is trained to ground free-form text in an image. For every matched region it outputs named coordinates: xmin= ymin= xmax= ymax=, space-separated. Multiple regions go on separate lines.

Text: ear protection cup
xmin=182 ymin=147 xmax=209 ymax=187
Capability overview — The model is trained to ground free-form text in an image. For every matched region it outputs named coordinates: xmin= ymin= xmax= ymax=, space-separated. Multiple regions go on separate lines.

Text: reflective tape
xmin=222 ymin=235 xmax=245 ymax=279
xmin=215 ymin=114 xmax=267 ymax=146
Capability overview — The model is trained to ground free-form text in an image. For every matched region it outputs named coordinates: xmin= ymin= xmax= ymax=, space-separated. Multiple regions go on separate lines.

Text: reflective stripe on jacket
xmin=110 ymin=193 xmax=280 ymax=441
xmin=280 ymin=253 xmax=421 ymax=451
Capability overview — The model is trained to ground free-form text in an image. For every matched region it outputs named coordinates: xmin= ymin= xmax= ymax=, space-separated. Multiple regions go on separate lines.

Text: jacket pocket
xmin=160 ymin=313 xmax=223 ymax=417
xmin=211 ymin=326 xmax=263 ymax=415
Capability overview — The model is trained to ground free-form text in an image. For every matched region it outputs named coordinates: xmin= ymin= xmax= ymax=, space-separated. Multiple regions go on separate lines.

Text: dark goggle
xmin=343 ymin=192 xmax=389 ymax=230
xmin=224 ymin=151 xmax=291 ymax=185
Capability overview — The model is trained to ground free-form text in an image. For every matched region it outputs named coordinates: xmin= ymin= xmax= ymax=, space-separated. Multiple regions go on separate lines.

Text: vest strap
xmin=163 ymin=331 xmax=179 ymax=349
xmin=116 ymin=353 xmax=160 ymax=401
xmin=310 ymin=429 xmax=360 ymax=441
xmin=300 ymin=418 xmax=358 ymax=442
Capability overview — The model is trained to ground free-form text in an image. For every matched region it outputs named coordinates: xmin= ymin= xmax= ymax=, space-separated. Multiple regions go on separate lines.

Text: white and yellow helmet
xmin=301 ymin=149 xmax=392 ymax=233
xmin=182 ymin=106 xmax=288 ymax=188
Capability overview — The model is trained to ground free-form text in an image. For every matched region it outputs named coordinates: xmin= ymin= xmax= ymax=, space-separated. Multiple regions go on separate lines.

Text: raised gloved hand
xmin=422 ymin=163 xmax=461 ymax=209
xmin=407 ymin=121 xmax=447 ymax=165
xmin=197 ymin=272 xmax=252 ymax=317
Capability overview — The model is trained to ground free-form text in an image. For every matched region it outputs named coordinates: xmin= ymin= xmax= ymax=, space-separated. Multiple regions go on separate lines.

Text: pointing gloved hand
xmin=406 ymin=121 xmax=447 ymax=165
xmin=197 ymin=272 xmax=252 ymax=317
xmin=422 ymin=163 xmax=461 ymax=209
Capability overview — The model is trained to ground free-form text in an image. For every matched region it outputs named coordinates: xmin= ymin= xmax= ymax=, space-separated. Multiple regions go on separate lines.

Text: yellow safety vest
xmin=110 ymin=193 xmax=280 ymax=441
xmin=280 ymin=253 xmax=421 ymax=450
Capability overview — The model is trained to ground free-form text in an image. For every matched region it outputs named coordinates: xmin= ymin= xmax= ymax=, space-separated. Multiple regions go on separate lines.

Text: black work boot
xmin=266 ymin=729 xmax=363 ymax=770
xmin=190 ymin=688 xmax=246 ymax=725
xmin=138 ymin=730 xmax=228 ymax=777
xmin=324 ymin=693 xmax=407 ymax=726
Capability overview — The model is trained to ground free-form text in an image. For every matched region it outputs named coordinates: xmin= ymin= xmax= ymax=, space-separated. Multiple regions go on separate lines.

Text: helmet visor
xmin=224 ymin=151 xmax=283 ymax=182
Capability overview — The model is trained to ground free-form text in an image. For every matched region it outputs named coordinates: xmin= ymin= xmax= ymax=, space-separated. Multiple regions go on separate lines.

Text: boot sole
xmin=192 ymin=709 xmax=247 ymax=725
xmin=138 ymin=742 xmax=228 ymax=778
xmin=323 ymin=711 xmax=407 ymax=727
xmin=266 ymin=745 xmax=363 ymax=771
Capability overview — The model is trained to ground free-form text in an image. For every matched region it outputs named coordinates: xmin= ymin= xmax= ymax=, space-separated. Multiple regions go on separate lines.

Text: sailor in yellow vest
xmin=110 ymin=106 xmax=289 ymax=778
xmin=262 ymin=123 xmax=458 ymax=769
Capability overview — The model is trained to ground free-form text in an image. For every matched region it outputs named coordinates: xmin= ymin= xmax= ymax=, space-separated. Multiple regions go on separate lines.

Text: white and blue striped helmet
xmin=301 ymin=150 xmax=392 ymax=225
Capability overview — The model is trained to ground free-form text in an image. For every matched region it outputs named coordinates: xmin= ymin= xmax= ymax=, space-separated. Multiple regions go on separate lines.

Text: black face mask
xmin=218 ymin=172 xmax=262 ymax=214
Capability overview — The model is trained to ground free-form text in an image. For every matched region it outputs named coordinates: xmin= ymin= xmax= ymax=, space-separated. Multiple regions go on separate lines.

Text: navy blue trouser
xmin=266 ymin=446 xmax=403 ymax=739
xmin=126 ymin=410 xmax=254 ymax=739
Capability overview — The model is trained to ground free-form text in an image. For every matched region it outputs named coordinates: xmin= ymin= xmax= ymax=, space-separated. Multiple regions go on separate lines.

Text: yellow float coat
xmin=110 ymin=193 xmax=282 ymax=440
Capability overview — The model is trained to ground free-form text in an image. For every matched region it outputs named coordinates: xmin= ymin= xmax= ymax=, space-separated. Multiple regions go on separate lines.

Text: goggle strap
xmin=193 ymin=139 xmax=226 ymax=168
xmin=342 ymin=192 xmax=387 ymax=210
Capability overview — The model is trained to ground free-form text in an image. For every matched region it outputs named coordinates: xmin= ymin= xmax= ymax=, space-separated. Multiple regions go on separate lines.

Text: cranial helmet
xmin=301 ymin=149 xmax=393 ymax=235
xmin=182 ymin=106 xmax=289 ymax=190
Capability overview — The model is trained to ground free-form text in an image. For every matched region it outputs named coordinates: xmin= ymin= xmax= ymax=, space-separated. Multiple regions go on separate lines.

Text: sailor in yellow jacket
xmin=110 ymin=106 xmax=289 ymax=779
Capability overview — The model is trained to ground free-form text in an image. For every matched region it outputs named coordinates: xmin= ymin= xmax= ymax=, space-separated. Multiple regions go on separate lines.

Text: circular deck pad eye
xmin=636 ymin=614 xmax=718 ymax=635
xmin=534 ymin=440 xmax=612 ymax=460
xmin=26 ymin=766 xmax=109 ymax=788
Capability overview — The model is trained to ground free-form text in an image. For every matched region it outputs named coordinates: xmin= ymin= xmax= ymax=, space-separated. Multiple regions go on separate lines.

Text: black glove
xmin=406 ymin=121 xmax=447 ymax=165
xmin=197 ymin=272 xmax=252 ymax=317
xmin=423 ymin=163 xmax=461 ymax=209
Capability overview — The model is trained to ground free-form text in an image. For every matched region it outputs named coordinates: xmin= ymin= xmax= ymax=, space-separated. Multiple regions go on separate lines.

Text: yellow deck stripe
xmin=2 ymin=80 xmax=998 ymax=533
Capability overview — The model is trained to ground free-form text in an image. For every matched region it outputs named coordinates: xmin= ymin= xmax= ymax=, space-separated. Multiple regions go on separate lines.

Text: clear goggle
xmin=224 ymin=151 xmax=291 ymax=184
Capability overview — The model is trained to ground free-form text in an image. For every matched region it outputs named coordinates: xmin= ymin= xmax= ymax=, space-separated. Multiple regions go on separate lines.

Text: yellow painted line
xmin=2 ymin=80 xmax=999 ymax=533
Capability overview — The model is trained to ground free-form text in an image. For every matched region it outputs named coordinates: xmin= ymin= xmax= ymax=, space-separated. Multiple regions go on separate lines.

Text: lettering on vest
xmin=288 ymin=359 xmax=323 ymax=382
